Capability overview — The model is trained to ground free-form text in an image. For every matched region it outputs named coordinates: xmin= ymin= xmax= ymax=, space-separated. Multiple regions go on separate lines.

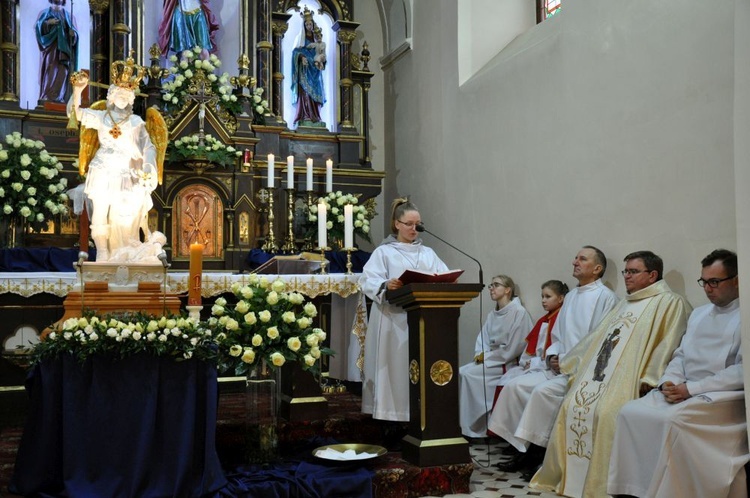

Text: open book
xmin=253 ymin=252 xmax=325 ymax=275
xmin=398 ymin=268 xmax=464 ymax=285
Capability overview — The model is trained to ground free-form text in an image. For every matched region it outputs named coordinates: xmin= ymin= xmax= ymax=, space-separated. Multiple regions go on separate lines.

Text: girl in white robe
xmin=459 ymin=275 xmax=533 ymax=438
xmin=360 ymin=198 xmax=448 ymax=422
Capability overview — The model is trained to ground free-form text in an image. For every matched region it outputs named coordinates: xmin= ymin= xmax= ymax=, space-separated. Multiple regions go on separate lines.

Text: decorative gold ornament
xmin=110 ymin=49 xmax=145 ymax=90
xmin=409 ymin=359 xmax=419 ymax=384
xmin=430 ymin=360 xmax=453 ymax=386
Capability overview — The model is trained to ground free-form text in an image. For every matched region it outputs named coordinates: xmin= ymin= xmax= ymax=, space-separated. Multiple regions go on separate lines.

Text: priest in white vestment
xmin=530 ymin=251 xmax=691 ymax=498
xmin=459 ymin=275 xmax=533 ymax=438
xmin=489 ymin=246 xmax=617 ymax=471
xmin=360 ymin=199 xmax=448 ymax=422
xmin=608 ymin=249 xmax=747 ymax=498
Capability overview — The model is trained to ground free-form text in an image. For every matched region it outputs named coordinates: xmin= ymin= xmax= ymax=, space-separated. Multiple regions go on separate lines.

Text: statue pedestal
xmin=58 ymin=262 xmax=181 ymax=324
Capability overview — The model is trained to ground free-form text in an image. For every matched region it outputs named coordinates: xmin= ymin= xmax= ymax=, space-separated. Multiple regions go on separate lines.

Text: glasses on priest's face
xmin=697 ymin=275 xmax=737 ymax=288
xmin=621 ymin=269 xmax=653 ymax=276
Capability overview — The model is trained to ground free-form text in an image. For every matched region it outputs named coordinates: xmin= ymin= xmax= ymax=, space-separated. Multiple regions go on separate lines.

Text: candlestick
xmin=325 ymin=159 xmax=333 ymax=193
xmin=317 ymin=246 xmax=330 ymax=275
xmin=345 ymin=248 xmax=358 ymax=275
xmin=267 ymin=153 xmax=275 ymax=188
xmin=306 ymin=158 xmax=313 ymax=191
xmin=286 ymin=155 xmax=294 ymax=189
xmin=188 ymin=242 xmax=204 ymax=306
xmin=261 ymin=187 xmax=278 ymax=252
xmin=344 ymin=204 xmax=353 ymax=249
xmin=282 ymin=188 xmax=297 ymax=253
xmin=317 ymin=202 xmax=327 ymax=249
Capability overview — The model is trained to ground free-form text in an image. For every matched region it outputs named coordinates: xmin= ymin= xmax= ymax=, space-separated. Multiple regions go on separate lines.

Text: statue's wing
xmin=145 ymin=106 xmax=168 ymax=185
xmin=78 ymin=100 xmax=107 ymax=177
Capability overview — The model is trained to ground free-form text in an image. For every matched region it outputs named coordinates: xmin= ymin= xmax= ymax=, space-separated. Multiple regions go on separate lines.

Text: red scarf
xmin=524 ymin=308 xmax=560 ymax=356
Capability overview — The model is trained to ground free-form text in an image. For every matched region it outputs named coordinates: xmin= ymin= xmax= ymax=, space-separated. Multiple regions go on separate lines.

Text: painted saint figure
xmin=158 ymin=0 xmax=219 ymax=56
xmin=291 ymin=8 xmax=326 ymax=126
xmin=35 ymin=0 xmax=78 ymax=103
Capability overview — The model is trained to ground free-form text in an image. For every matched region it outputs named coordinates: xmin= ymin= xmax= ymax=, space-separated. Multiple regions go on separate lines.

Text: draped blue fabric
xmin=169 ymin=7 xmax=213 ymax=54
xmin=291 ymin=46 xmax=325 ymax=105
xmin=0 ymin=247 xmax=95 ymax=272
xmin=245 ymin=248 xmax=370 ymax=274
xmin=9 ymin=354 xmax=227 ymax=498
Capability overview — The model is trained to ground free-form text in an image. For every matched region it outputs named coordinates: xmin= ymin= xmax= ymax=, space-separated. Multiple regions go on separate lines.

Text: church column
xmin=270 ymin=13 xmax=291 ymax=126
xmin=110 ymin=0 xmax=131 ymax=61
xmin=0 ymin=0 xmax=18 ymax=103
xmin=255 ymin=0 xmax=274 ymax=123
xmin=333 ymin=21 xmax=359 ymax=134
xmin=239 ymin=0 xmax=253 ymax=68
xmin=353 ymin=43 xmax=374 ymax=167
xmin=89 ymin=0 xmax=110 ymax=103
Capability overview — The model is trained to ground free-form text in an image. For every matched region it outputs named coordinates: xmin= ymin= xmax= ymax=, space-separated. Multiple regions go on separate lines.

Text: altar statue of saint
xmin=291 ymin=8 xmax=326 ymax=126
xmin=158 ymin=0 xmax=219 ymax=56
xmin=67 ymin=52 xmax=167 ymax=263
xmin=35 ymin=0 xmax=79 ymax=103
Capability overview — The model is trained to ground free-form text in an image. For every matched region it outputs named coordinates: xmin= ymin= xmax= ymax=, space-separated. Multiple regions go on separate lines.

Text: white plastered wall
xmin=363 ymin=0 xmax=738 ymax=365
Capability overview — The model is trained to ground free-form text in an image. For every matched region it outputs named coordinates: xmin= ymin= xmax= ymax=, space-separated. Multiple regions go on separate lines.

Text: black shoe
xmin=495 ymin=451 xmax=527 ymax=472
xmin=520 ymin=462 xmax=542 ymax=481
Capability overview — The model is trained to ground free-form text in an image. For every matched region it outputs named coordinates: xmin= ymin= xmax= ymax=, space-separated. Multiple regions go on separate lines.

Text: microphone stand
xmin=75 ymin=251 xmax=89 ymax=315
xmin=417 ymin=225 xmax=483 ymax=286
xmin=158 ymin=251 xmax=171 ymax=316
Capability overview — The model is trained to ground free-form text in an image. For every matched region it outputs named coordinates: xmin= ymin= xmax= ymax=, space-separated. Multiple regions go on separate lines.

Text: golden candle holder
xmin=281 ymin=188 xmax=297 ymax=253
xmin=343 ymin=247 xmax=358 ymax=275
xmin=261 ymin=187 xmax=278 ymax=252
xmin=316 ymin=246 xmax=330 ymax=274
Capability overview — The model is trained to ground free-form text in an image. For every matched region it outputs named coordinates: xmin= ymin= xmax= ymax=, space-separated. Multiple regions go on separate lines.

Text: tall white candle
xmin=317 ymin=202 xmax=327 ymax=248
xmin=306 ymin=158 xmax=313 ymax=191
xmin=267 ymin=154 xmax=275 ymax=188
xmin=326 ymin=159 xmax=333 ymax=193
xmin=286 ymin=156 xmax=294 ymax=189
xmin=344 ymin=204 xmax=353 ymax=249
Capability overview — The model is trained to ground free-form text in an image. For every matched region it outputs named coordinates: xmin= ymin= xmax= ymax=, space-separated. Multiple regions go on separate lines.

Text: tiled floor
xmin=420 ymin=440 xmax=559 ymax=498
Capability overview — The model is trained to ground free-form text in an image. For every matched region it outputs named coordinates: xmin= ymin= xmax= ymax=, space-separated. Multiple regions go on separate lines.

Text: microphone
xmin=416 ymin=223 xmax=483 ymax=286
xmin=75 ymin=250 xmax=89 ymax=270
xmin=157 ymin=251 xmax=171 ymax=269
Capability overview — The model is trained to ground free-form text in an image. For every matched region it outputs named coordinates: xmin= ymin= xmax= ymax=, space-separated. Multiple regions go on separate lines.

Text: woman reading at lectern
xmin=360 ymin=198 xmax=448 ymax=430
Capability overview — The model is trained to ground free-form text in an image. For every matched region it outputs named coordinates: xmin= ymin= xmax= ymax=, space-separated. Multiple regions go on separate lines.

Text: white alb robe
xmin=359 ymin=236 xmax=448 ymax=421
xmin=608 ymin=298 xmax=747 ymax=498
xmin=458 ymin=297 xmax=533 ymax=438
xmin=487 ymin=279 xmax=618 ymax=451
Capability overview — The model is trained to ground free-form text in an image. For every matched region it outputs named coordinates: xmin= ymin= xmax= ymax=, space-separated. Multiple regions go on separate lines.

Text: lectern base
xmin=401 ymin=435 xmax=471 ymax=467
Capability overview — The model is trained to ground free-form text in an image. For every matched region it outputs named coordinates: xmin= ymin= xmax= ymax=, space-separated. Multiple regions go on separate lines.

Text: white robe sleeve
xmin=360 ymin=247 xmax=390 ymax=305
xmin=484 ymin=306 xmax=533 ymax=366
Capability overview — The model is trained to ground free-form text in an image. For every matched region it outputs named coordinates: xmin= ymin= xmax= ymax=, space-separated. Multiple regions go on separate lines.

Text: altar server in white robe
xmin=360 ymin=198 xmax=448 ymax=421
xmin=490 ymin=246 xmax=617 ymax=471
xmin=530 ymin=250 xmax=690 ymax=498
xmin=608 ymin=249 xmax=746 ymax=498
xmin=459 ymin=274 xmax=533 ymax=438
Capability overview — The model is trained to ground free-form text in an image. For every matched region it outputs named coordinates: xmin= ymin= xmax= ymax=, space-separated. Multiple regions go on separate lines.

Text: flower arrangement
xmin=162 ymin=47 xmax=240 ymax=115
xmin=250 ymin=86 xmax=270 ymax=124
xmin=166 ymin=133 xmax=242 ymax=168
xmin=31 ymin=312 xmax=216 ymax=365
xmin=208 ymin=275 xmax=332 ymax=376
xmin=308 ymin=191 xmax=377 ymax=248
xmin=0 ymin=132 xmax=69 ymax=237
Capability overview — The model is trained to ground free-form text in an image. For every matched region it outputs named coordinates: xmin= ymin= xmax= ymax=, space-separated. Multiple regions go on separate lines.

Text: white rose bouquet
xmin=307 ymin=191 xmax=377 ymax=248
xmin=31 ymin=312 xmax=215 ymax=364
xmin=162 ymin=46 xmax=240 ymax=116
xmin=166 ymin=133 xmax=242 ymax=168
xmin=250 ymin=85 xmax=270 ymax=125
xmin=0 ymin=132 xmax=69 ymax=239
xmin=208 ymin=275 xmax=332 ymax=375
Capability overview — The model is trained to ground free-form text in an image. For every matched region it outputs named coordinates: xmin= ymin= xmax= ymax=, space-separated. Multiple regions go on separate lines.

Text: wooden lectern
xmin=387 ymin=283 xmax=483 ymax=467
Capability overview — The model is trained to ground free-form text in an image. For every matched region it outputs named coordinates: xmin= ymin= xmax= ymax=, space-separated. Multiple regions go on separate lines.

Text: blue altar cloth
xmin=10 ymin=354 xmax=227 ymax=498
xmin=0 ymin=247 xmax=95 ymax=272
xmin=246 ymin=248 xmax=370 ymax=274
